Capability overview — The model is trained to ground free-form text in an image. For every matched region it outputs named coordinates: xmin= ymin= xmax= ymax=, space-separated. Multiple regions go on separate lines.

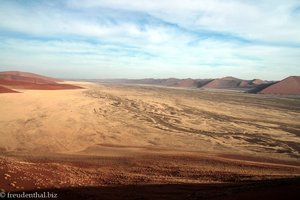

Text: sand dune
xmin=251 ymin=79 xmax=266 ymax=85
xmin=171 ymin=78 xmax=197 ymax=87
xmin=0 ymin=71 xmax=61 ymax=82
xmin=0 ymin=71 xmax=82 ymax=90
xmin=203 ymin=76 xmax=242 ymax=89
xmin=0 ymin=85 xmax=18 ymax=93
xmin=94 ymin=77 xmax=276 ymax=91
xmin=259 ymin=76 xmax=300 ymax=95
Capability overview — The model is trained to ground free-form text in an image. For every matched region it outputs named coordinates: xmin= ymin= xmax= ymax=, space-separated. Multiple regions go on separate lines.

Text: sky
xmin=0 ymin=0 xmax=300 ymax=80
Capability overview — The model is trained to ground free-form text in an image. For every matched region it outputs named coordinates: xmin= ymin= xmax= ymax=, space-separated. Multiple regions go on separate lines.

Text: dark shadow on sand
xmin=9 ymin=177 xmax=300 ymax=200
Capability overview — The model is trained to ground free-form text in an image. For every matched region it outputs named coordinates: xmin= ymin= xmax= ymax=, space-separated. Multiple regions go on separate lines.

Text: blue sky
xmin=0 ymin=0 xmax=300 ymax=79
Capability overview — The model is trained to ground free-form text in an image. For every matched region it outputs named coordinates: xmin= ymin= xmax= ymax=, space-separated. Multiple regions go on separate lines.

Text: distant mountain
xmin=14 ymin=73 xmax=297 ymax=96
xmin=201 ymin=77 xmax=270 ymax=89
xmin=94 ymin=77 xmax=271 ymax=90
xmin=258 ymin=76 xmax=300 ymax=95
xmin=97 ymin=78 xmax=200 ymax=88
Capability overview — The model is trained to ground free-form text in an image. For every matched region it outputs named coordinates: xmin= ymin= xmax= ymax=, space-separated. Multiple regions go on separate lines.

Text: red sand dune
xmin=0 ymin=85 xmax=19 ymax=93
xmin=0 ymin=71 xmax=82 ymax=90
xmin=251 ymin=79 xmax=265 ymax=85
xmin=202 ymin=77 xmax=271 ymax=89
xmin=176 ymin=78 xmax=197 ymax=87
xmin=259 ymin=76 xmax=300 ymax=95
xmin=203 ymin=76 xmax=242 ymax=89
xmin=239 ymin=80 xmax=251 ymax=88
xmin=239 ymin=79 xmax=268 ymax=88
xmin=221 ymin=76 xmax=241 ymax=81
xmin=0 ymin=74 xmax=56 ymax=84
xmin=163 ymin=78 xmax=180 ymax=86
xmin=0 ymin=71 xmax=61 ymax=82
xmin=97 ymin=77 xmax=266 ymax=89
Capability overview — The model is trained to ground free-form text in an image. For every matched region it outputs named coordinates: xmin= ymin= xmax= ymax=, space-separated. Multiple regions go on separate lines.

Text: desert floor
xmin=0 ymin=82 xmax=299 ymax=199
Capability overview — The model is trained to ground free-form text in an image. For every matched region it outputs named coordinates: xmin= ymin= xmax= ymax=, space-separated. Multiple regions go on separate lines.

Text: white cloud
xmin=1 ymin=35 xmax=299 ymax=80
xmin=0 ymin=0 xmax=299 ymax=79
xmin=67 ymin=0 xmax=300 ymax=43
xmin=2 ymin=0 xmax=300 ymax=43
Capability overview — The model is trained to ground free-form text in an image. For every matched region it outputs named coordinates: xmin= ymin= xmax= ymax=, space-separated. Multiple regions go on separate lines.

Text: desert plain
xmin=0 ymin=81 xmax=300 ymax=199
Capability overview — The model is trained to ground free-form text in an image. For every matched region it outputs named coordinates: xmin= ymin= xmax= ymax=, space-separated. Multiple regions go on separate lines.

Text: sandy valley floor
xmin=0 ymin=82 xmax=300 ymax=199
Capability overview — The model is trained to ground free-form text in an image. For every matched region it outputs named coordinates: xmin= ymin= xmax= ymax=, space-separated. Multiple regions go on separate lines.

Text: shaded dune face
xmin=259 ymin=76 xmax=300 ymax=95
xmin=247 ymin=82 xmax=278 ymax=94
xmin=0 ymin=85 xmax=19 ymax=93
xmin=0 ymin=71 xmax=82 ymax=90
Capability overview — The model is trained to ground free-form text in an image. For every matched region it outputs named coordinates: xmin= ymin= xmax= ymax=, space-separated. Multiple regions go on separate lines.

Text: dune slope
xmin=259 ymin=76 xmax=300 ymax=95
xmin=0 ymin=71 xmax=82 ymax=90
xmin=0 ymin=85 xmax=18 ymax=93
